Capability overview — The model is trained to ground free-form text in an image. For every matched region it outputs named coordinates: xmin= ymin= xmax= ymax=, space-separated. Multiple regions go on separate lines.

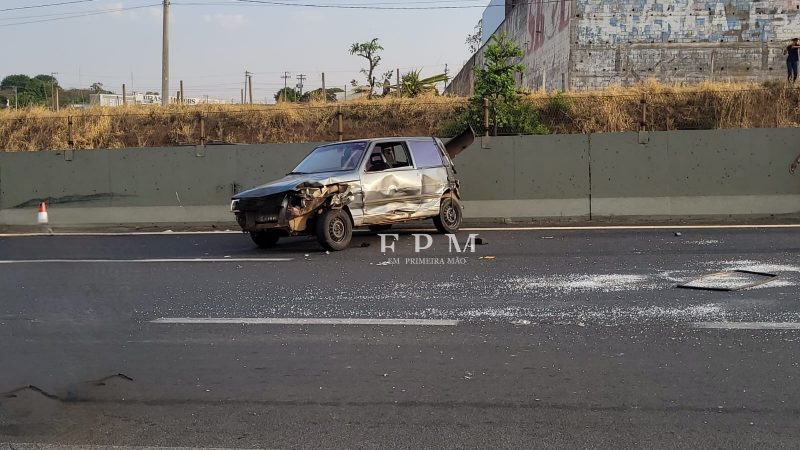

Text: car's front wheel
xmin=316 ymin=209 xmax=352 ymax=251
xmin=433 ymin=197 xmax=462 ymax=234
xmin=250 ymin=230 xmax=280 ymax=248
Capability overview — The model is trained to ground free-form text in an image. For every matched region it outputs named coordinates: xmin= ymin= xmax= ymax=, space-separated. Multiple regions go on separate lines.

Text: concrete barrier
xmin=590 ymin=129 xmax=800 ymax=217
xmin=457 ymin=134 xmax=590 ymax=219
xmin=1 ymin=128 xmax=798 ymax=228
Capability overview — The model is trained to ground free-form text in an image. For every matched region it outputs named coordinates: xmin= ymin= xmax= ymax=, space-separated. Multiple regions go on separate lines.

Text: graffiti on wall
xmin=521 ymin=0 xmax=572 ymax=89
xmin=577 ymin=0 xmax=800 ymax=44
xmin=527 ymin=0 xmax=570 ymax=54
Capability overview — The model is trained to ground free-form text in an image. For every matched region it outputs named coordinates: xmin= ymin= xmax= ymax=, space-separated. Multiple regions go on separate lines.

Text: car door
xmin=407 ymin=138 xmax=451 ymax=217
xmin=359 ymin=141 xmax=422 ymax=223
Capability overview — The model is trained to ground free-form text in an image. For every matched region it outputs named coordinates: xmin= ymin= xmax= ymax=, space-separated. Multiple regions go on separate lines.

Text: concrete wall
xmin=457 ymin=134 xmax=591 ymax=218
xmin=590 ymin=128 xmax=800 ymax=216
xmin=448 ymin=0 xmax=800 ymax=94
xmin=1 ymin=128 xmax=799 ymax=227
xmin=447 ymin=0 xmax=572 ymax=96
xmin=576 ymin=0 xmax=800 ymax=44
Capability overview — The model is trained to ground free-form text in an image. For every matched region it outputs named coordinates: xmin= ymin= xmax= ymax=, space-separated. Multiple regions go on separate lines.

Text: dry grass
xmin=525 ymin=80 xmax=800 ymax=134
xmin=2 ymin=81 xmax=800 ymax=151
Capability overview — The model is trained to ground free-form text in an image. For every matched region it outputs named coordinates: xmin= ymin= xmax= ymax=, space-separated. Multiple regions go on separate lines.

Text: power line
xmin=0 ymin=2 xmax=158 ymax=22
xmin=226 ymin=0 xmax=567 ymax=9
xmin=0 ymin=4 xmax=160 ymax=27
xmin=175 ymin=0 xmax=487 ymax=5
xmin=0 ymin=0 xmax=98 ymax=12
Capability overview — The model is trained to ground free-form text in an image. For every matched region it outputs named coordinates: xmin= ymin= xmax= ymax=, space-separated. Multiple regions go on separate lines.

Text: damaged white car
xmin=230 ymin=128 xmax=474 ymax=251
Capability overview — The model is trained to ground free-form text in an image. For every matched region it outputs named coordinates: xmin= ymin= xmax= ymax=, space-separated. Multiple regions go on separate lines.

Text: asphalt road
xmin=1 ymin=226 xmax=800 ymax=449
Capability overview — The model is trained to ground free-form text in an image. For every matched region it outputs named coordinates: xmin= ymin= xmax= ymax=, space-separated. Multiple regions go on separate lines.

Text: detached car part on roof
xmin=230 ymin=128 xmax=475 ymax=251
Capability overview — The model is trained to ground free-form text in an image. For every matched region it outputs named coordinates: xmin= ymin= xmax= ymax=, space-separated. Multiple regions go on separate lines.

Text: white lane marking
xmin=0 ymin=444 xmax=264 ymax=450
xmin=151 ymin=318 xmax=460 ymax=326
xmin=3 ymin=223 xmax=800 ymax=237
xmin=461 ymin=224 xmax=800 ymax=231
xmin=693 ymin=322 xmax=800 ymax=330
xmin=0 ymin=258 xmax=291 ymax=264
xmin=0 ymin=231 xmax=242 ymax=237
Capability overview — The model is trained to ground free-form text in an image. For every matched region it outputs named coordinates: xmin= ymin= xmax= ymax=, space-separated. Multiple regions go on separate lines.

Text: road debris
xmin=479 ymin=256 xmax=496 ymax=260
xmin=677 ymin=270 xmax=778 ymax=291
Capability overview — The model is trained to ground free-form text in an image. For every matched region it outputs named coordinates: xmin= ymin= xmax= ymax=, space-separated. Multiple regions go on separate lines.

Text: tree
xmin=473 ymin=33 xmax=524 ymax=102
xmin=300 ymin=87 xmax=343 ymax=103
xmin=440 ymin=33 xmax=547 ymax=136
xmin=275 ymin=87 xmax=300 ymax=102
xmin=0 ymin=74 xmax=53 ymax=106
xmin=1 ymin=74 xmax=31 ymax=90
xmin=466 ymin=19 xmax=483 ymax=54
xmin=34 ymin=74 xmax=57 ymax=85
xmin=400 ymin=70 xmax=448 ymax=97
xmin=349 ymin=38 xmax=383 ymax=99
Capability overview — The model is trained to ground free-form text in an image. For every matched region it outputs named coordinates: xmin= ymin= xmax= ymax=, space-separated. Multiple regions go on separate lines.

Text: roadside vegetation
xmin=3 ymin=81 xmax=800 ymax=151
xmin=3 ymin=33 xmax=800 ymax=151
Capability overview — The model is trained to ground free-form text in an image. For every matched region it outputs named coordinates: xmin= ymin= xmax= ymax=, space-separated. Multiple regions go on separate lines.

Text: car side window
xmin=408 ymin=140 xmax=445 ymax=168
xmin=367 ymin=142 xmax=413 ymax=172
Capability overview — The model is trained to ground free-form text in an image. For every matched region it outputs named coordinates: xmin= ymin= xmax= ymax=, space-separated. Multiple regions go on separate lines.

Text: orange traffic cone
xmin=37 ymin=202 xmax=49 ymax=224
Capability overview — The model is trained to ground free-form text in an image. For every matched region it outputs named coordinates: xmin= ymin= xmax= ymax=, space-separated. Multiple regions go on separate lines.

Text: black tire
xmin=433 ymin=197 xmax=462 ymax=234
xmin=250 ymin=230 xmax=280 ymax=248
xmin=316 ymin=209 xmax=353 ymax=251
xmin=368 ymin=224 xmax=393 ymax=232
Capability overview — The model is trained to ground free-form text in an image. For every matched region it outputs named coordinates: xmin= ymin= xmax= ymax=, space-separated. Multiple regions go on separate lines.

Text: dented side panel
xmin=360 ymin=169 xmax=423 ymax=224
xmin=419 ymin=167 xmax=450 ymax=216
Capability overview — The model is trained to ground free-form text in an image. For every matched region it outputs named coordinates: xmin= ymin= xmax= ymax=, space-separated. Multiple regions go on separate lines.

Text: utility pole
xmin=396 ymin=68 xmax=400 ymax=97
xmin=281 ymin=71 xmax=291 ymax=102
xmin=241 ymin=89 xmax=244 ymax=104
xmin=161 ymin=0 xmax=170 ymax=106
xmin=50 ymin=72 xmax=58 ymax=111
xmin=296 ymin=74 xmax=306 ymax=98
xmin=321 ymin=72 xmax=326 ymax=103
xmin=444 ymin=63 xmax=450 ymax=92
xmin=50 ymin=72 xmax=59 ymax=111
xmin=179 ymin=80 xmax=184 ymax=105
xmin=12 ymin=86 xmax=17 ymax=110
xmin=122 ymin=83 xmax=127 ymax=105
xmin=247 ymin=72 xmax=253 ymax=105
xmin=244 ymin=71 xmax=251 ymax=103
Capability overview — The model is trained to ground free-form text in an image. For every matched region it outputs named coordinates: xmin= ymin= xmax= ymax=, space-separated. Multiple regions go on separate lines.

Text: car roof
xmin=330 ymin=137 xmax=438 ymax=145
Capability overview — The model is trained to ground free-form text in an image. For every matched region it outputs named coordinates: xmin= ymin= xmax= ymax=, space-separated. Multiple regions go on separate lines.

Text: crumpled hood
xmin=233 ymin=171 xmax=357 ymax=199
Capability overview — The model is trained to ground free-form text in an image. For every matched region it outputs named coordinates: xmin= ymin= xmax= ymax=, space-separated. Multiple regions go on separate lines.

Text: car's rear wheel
xmin=433 ymin=197 xmax=462 ymax=234
xmin=250 ymin=230 xmax=280 ymax=248
xmin=368 ymin=224 xmax=392 ymax=232
xmin=316 ymin=209 xmax=352 ymax=251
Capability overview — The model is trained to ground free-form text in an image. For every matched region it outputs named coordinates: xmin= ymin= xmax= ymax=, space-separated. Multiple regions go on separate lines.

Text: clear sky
xmin=1 ymin=0 xmax=485 ymax=103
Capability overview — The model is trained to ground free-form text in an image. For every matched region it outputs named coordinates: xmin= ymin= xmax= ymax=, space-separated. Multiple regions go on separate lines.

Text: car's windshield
xmin=292 ymin=141 xmax=367 ymax=174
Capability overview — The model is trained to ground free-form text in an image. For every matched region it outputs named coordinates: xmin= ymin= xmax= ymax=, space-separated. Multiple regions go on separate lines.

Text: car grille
xmin=235 ymin=194 xmax=286 ymax=213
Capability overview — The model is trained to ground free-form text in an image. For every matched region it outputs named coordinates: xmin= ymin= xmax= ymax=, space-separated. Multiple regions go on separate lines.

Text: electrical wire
xmin=0 ymin=0 xmax=99 ymax=13
xmin=0 ymin=4 xmax=160 ymax=27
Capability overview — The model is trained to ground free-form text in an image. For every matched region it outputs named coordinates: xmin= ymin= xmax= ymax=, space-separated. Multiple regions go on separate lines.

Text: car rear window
xmin=408 ymin=140 xmax=444 ymax=168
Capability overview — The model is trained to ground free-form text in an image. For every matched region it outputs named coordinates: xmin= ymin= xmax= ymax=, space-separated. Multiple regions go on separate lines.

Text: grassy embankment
xmin=1 ymin=81 xmax=797 ymax=151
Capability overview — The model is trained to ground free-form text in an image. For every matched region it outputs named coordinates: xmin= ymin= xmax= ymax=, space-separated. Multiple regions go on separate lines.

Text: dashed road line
xmin=0 ymin=258 xmax=291 ymax=264
xmin=151 ymin=318 xmax=460 ymax=326
xmin=693 ymin=322 xmax=800 ymax=330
